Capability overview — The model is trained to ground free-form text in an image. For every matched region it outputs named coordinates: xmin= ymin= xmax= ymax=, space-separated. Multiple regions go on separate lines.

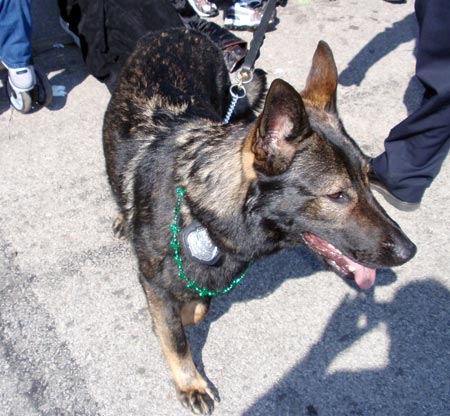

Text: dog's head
xmin=245 ymin=41 xmax=416 ymax=289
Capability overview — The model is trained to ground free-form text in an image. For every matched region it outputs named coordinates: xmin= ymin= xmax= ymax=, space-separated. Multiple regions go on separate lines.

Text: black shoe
xmin=368 ymin=169 xmax=420 ymax=212
xmin=384 ymin=0 xmax=406 ymax=3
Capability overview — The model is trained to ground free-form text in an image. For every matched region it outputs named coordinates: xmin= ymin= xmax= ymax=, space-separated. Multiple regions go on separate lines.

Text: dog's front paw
xmin=177 ymin=385 xmax=220 ymax=415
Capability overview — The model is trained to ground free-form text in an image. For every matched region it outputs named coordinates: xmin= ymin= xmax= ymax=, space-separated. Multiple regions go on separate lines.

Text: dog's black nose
xmin=393 ymin=237 xmax=417 ymax=264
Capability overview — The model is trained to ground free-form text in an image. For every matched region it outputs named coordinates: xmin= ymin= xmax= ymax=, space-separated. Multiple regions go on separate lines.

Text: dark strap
xmin=239 ymin=0 xmax=278 ymax=81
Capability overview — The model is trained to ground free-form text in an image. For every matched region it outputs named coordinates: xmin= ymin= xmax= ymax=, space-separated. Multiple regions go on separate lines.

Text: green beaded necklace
xmin=170 ymin=187 xmax=252 ymax=297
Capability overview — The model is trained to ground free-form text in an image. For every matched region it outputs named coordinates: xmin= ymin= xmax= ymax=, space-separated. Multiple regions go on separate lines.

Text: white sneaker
xmin=187 ymin=0 xmax=219 ymax=17
xmin=233 ymin=0 xmax=264 ymax=7
xmin=3 ymin=63 xmax=36 ymax=92
xmin=224 ymin=0 xmax=275 ymax=31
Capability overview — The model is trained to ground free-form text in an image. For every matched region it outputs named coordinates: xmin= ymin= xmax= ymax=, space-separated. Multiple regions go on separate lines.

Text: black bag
xmin=58 ymin=0 xmax=247 ymax=90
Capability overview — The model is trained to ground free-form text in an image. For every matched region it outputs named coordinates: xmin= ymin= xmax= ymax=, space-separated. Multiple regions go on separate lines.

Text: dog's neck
xmin=176 ymin=122 xmax=254 ymax=215
xmin=174 ymin=122 xmax=259 ymax=257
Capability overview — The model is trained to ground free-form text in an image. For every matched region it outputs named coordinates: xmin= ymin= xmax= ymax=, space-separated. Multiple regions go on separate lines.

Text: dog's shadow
xmin=186 ymin=247 xmax=397 ymax=382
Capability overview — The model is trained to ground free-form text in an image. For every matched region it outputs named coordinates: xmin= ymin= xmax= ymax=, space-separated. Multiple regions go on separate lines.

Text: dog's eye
xmin=327 ymin=191 xmax=347 ymax=202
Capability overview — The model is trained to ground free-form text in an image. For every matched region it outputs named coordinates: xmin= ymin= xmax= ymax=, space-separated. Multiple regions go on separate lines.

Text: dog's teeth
xmin=348 ymin=265 xmax=356 ymax=272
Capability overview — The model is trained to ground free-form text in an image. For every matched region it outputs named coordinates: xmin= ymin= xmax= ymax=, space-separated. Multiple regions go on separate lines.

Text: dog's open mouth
xmin=303 ymin=232 xmax=376 ymax=290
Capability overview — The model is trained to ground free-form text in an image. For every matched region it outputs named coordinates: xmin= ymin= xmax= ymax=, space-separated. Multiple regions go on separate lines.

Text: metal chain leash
xmin=223 ymin=0 xmax=279 ymax=124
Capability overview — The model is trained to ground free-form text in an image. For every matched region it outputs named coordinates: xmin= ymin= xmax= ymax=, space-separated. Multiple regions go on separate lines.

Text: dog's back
xmin=109 ymin=29 xmax=230 ymax=120
xmin=103 ymin=29 xmax=265 ymax=225
xmin=103 ymin=30 xmax=226 ymax=203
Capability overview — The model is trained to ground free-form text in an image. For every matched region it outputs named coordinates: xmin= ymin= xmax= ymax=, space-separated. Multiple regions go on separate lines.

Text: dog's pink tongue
xmin=346 ymin=257 xmax=376 ymax=290
xmin=302 ymin=232 xmax=377 ymax=290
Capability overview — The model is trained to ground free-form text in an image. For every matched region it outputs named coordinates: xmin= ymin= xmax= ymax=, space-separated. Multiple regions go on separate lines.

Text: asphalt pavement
xmin=1 ymin=1 xmax=449 ymax=415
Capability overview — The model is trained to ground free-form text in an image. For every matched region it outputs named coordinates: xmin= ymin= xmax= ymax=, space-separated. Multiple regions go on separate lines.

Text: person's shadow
xmin=339 ymin=13 xmax=423 ymax=115
xmin=241 ymin=279 xmax=450 ymax=415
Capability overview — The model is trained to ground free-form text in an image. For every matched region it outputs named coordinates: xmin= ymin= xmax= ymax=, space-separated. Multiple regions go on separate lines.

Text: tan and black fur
xmin=103 ymin=28 xmax=416 ymax=414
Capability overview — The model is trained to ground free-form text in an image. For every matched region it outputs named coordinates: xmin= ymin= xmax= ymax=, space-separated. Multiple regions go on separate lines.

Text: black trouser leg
xmin=372 ymin=0 xmax=450 ymax=203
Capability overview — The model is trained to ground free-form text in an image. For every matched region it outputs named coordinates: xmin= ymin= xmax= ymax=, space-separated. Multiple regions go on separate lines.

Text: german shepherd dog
xmin=103 ymin=28 xmax=416 ymax=414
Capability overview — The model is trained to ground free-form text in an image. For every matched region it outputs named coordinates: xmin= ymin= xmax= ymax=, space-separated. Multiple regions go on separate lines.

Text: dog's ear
xmin=301 ymin=41 xmax=338 ymax=112
xmin=251 ymin=79 xmax=311 ymax=175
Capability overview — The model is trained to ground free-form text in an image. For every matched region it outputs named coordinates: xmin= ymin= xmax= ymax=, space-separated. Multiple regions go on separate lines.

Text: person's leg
xmin=0 ymin=0 xmax=32 ymax=68
xmin=372 ymin=0 xmax=450 ymax=205
xmin=0 ymin=0 xmax=35 ymax=91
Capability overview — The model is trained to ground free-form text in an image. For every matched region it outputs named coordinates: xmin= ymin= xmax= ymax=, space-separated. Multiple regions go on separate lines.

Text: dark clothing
xmin=58 ymin=0 xmax=246 ymax=90
xmin=372 ymin=0 xmax=450 ymax=203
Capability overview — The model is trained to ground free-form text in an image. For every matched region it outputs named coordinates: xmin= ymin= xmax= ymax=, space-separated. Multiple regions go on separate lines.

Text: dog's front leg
xmin=142 ymin=281 xmax=219 ymax=414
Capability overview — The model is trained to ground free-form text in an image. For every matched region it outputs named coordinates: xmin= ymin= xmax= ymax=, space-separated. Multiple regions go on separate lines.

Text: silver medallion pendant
xmin=181 ymin=221 xmax=221 ymax=266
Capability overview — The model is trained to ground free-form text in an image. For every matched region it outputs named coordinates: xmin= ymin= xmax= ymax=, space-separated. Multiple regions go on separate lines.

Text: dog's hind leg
xmin=142 ymin=281 xmax=219 ymax=414
xmin=181 ymin=300 xmax=210 ymax=326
